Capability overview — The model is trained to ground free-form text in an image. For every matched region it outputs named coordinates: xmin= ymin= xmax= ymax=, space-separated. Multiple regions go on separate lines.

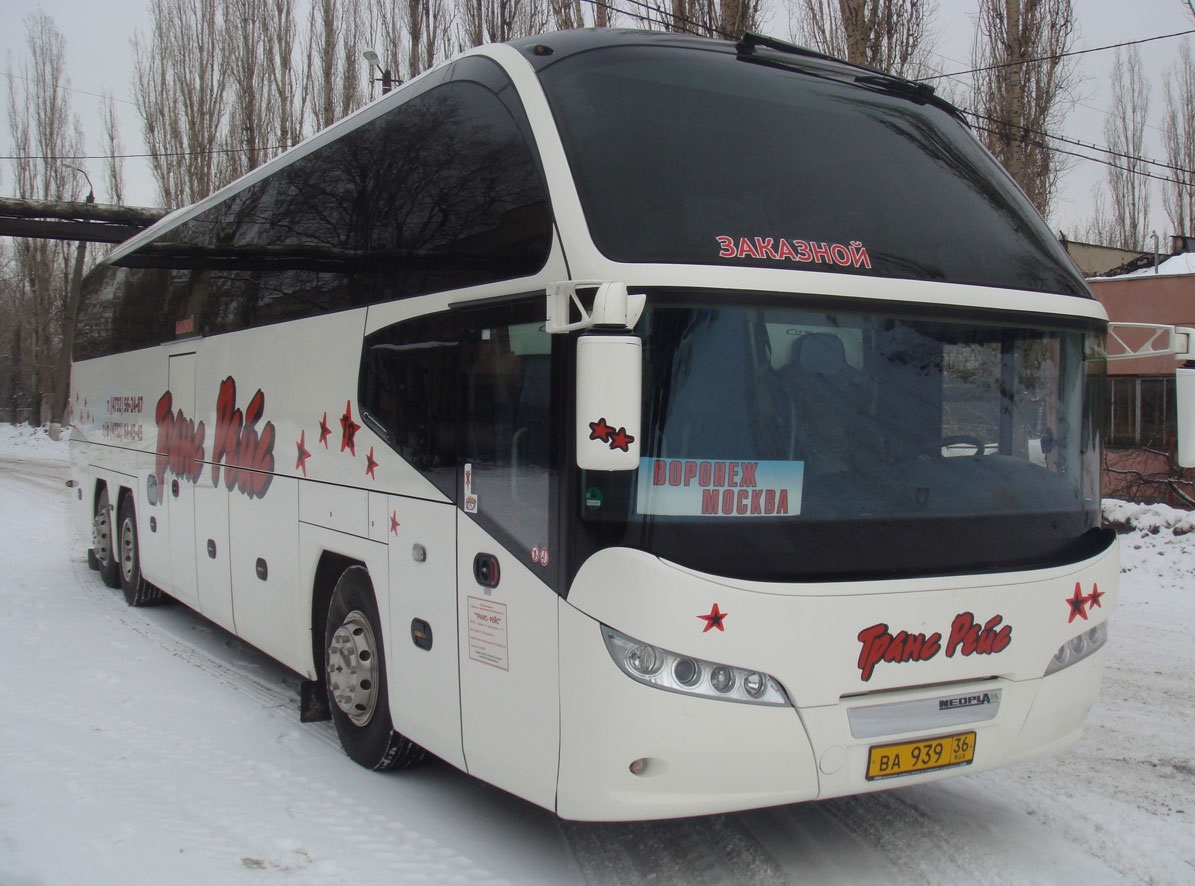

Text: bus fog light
xmin=602 ymin=625 xmax=790 ymax=706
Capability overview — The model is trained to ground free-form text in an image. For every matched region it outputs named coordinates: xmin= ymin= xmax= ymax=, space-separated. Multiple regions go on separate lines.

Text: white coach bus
xmin=70 ymin=29 xmax=1195 ymax=821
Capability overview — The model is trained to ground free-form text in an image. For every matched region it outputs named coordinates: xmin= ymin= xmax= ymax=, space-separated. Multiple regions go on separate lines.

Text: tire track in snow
xmin=0 ymin=454 xmax=71 ymax=495
xmin=558 ymin=814 xmax=790 ymax=886
xmin=52 ymin=546 xmax=512 ymax=883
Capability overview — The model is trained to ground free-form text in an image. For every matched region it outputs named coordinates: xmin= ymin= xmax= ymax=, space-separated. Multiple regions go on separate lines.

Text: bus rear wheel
xmin=93 ymin=487 xmax=120 ymax=589
xmin=117 ymin=494 xmax=162 ymax=607
xmin=324 ymin=567 xmax=425 ymax=771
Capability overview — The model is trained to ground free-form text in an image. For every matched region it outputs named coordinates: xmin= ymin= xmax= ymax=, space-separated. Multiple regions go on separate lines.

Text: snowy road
xmin=1 ymin=432 xmax=1192 ymax=884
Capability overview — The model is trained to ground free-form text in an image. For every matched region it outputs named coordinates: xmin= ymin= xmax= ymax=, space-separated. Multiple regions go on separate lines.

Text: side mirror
xmin=547 ymin=280 xmax=644 ymax=471
xmin=576 ymin=332 xmax=641 ymax=470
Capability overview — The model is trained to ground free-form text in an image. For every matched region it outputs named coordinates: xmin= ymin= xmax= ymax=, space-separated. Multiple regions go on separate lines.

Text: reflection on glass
xmin=538 ymin=45 xmax=1086 ymax=296
xmin=76 ymin=68 xmax=551 ymax=361
xmin=580 ymin=294 xmax=1107 ymax=582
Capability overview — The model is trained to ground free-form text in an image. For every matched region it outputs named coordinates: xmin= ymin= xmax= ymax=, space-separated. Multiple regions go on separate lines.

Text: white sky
xmin=2 ymin=0 xmax=1194 ymax=238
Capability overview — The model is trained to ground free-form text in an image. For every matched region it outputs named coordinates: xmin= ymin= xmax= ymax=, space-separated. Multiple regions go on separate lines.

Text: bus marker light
xmin=629 ymin=758 xmax=647 ymax=776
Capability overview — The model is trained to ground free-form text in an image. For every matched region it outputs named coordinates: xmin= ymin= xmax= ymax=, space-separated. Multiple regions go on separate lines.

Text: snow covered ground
xmin=1 ymin=424 xmax=1192 ymax=885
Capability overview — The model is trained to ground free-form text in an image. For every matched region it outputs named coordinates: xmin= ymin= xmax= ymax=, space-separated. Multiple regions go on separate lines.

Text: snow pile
xmin=1124 ymin=251 xmax=1195 ymax=277
xmin=0 ymin=422 xmax=72 ymax=458
xmin=1103 ymin=498 xmax=1195 ymax=537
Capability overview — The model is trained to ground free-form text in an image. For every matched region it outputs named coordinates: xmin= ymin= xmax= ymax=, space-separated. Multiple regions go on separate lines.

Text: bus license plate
xmin=866 ymin=731 xmax=976 ymax=781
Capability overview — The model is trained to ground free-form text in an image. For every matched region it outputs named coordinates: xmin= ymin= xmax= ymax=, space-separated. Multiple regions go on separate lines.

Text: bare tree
xmin=100 ymin=94 xmax=125 ymax=206
xmin=1092 ymin=46 xmax=1151 ymax=250
xmin=5 ymin=10 xmax=85 ymax=427
xmin=406 ymin=0 xmax=452 ymax=78
xmin=790 ymin=1 xmax=937 ymax=78
xmin=1163 ymin=39 xmax=1195 ymax=238
xmin=629 ymin=0 xmax=761 ymax=37
xmin=971 ymin=0 xmax=1078 ymax=220
xmin=222 ymin=0 xmax=278 ymax=181
xmin=133 ymin=0 xmax=228 ymax=206
xmin=269 ymin=0 xmax=308 ymax=149
xmin=458 ymin=0 xmax=551 ymax=47
xmin=306 ymin=0 xmax=369 ymax=130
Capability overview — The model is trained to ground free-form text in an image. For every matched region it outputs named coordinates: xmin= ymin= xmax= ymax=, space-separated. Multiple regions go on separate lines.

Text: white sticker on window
xmin=636 ymin=459 xmax=804 ymax=517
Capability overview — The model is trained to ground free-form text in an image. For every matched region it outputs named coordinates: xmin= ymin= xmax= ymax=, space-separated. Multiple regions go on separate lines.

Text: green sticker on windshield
xmin=585 ymin=487 xmax=604 ymax=510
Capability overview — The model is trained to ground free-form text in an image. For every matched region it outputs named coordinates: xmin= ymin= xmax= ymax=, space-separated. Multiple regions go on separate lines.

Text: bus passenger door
xmin=455 ymin=312 xmax=560 ymax=810
xmin=166 ymin=353 xmax=200 ymax=610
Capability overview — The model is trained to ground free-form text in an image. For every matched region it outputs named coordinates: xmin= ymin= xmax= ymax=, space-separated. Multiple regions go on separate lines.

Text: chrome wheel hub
xmin=119 ymin=516 xmax=136 ymax=584
xmin=93 ymin=504 xmax=112 ymax=567
xmin=328 ymin=610 xmax=379 ymax=726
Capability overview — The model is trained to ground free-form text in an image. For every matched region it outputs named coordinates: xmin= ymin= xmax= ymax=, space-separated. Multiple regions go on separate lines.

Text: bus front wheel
xmin=324 ymin=567 xmax=425 ymax=771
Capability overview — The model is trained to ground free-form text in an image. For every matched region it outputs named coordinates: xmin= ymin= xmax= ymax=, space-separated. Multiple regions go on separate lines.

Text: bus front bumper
xmin=556 ymin=600 xmax=1104 ymax=821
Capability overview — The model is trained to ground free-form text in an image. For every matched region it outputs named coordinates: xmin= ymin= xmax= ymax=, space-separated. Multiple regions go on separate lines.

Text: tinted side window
xmin=81 ymin=60 xmax=552 ymax=358
xmin=75 ymin=264 xmax=191 ymax=359
xmin=361 ymin=301 xmax=557 ymax=585
xmin=360 ymin=313 xmax=461 ymax=499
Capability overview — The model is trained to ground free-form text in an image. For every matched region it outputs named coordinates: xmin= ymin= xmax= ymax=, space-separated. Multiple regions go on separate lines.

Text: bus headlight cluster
xmin=602 ymin=625 xmax=790 ymax=706
xmin=1044 ymin=621 xmax=1108 ymax=676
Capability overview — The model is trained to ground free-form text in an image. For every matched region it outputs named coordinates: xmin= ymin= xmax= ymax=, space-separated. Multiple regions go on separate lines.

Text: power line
xmin=0 ymin=144 xmax=288 ymax=163
xmin=0 ymin=70 xmax=136 ymax=107
xmin=919 ymin=26 xmax=1195 ymax=83
xmin=969 ymin=122 xmax=1187 ymax=187
xmin=967 ymin=110 xmax=1189 ymax=177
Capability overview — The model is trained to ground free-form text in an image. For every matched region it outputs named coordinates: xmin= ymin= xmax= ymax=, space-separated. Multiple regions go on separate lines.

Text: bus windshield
xmin=536 ymin=44 xmax=1088 ymax=297
xmin=577 ymin=294 xmax=1108 ymax=582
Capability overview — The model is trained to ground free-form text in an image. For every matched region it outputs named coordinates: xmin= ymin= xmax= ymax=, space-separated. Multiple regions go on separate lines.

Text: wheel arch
xmin=310 ymin=550 xmax=367 ymax=678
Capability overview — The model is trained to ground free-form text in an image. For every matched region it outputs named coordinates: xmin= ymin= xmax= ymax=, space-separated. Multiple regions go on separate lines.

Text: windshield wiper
xmin=735 ymin=32 xmax=966 ymax=123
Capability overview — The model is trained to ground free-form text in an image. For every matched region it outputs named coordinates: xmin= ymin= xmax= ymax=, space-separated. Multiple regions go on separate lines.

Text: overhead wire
xmin=918 ymin=26 xmax=1195 ymax=83
xmin=3 ymin=12 xmax=1194 ymax=187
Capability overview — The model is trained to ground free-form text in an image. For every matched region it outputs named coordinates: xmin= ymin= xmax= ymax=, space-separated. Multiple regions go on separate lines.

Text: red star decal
xmin=318 ymin=411 xmax=331 ymax=448
xmin=1087 ymin=583 xmax=1104 ymax=610
xmin=295 ymin=429 xmax=311 ymax=476
xmin=698 ymin=603 xmax=728 ymax=633
xmin=1066 ymin=582 xmax=1089 ymax=623
xmin=389 ymin=510 xmax=400 ymax=535
xmin=340 ymin=401 xmax=360 ymax=456
xmin=609 ymin=427 xmax=635 ymax=452
xmin=588 ymin=417 xmax=614 ymax=443
xmin=365 ymin=446 xmax=378 ymax=480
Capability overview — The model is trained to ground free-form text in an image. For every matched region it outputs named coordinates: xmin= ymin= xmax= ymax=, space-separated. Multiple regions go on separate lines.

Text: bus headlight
xmin=1044 ymin=621 xmax=1108 ymax=676
xmin=602 ymin=625 xmax=790 ymax=706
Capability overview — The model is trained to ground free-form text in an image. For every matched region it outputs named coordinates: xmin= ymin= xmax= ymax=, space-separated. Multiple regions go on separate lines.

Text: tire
xmin=93 ymin=487 xmax=121 ymax=589
xmin=324 ymin=566 xmax=425 ymax=771
xmin=117 ymin=494 xmax=162 ymax=607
